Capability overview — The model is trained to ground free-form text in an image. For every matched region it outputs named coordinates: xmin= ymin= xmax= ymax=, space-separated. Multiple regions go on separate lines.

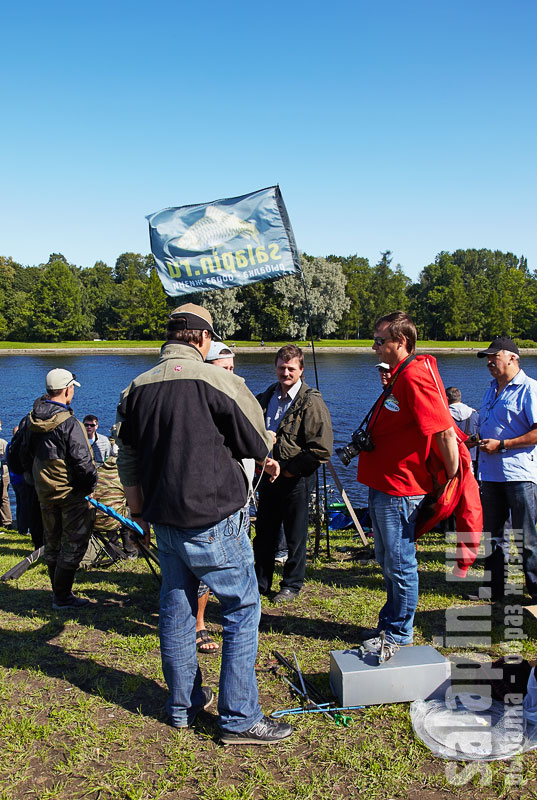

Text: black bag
xmin=6 ymin=415 xmax=32 ymax=476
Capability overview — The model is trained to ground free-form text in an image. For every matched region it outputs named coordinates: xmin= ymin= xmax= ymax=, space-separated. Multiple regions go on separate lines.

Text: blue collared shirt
xmin=265 ymin=379 xmax=302 ymax=433
xmin=478 ymin=368 xmax=537 ymax=483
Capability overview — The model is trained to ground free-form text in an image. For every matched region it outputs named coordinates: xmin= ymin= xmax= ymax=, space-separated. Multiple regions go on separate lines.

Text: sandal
xmin=196 ymin=629 xmax=219 ymax=654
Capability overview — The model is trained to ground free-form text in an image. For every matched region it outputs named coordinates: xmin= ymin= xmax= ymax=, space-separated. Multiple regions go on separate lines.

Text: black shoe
xmin=358 ymin=626 xmax=382 ymax=641
xmin=52 ymin=593 xmax=92 ymax=610
xmin=273 ymin=588 xmax=298 ymax=604
xmin=220 ymin=715 xmax=293 ymax=745
xmin=170 ymin=687 xmax=215 ymax=728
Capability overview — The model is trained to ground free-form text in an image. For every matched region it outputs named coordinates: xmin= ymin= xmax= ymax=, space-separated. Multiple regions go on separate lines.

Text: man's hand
xmin=479 ymin=438 xmax=502 ymax=454
xmin=264 ymin=457 xmax=280 ymax=482
xmin=131 ymin=519 xmax=151 ymax=548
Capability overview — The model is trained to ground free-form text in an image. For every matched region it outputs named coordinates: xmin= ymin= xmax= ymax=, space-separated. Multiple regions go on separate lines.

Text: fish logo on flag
xmin=147 ymin=186 xmax=301 ymax=296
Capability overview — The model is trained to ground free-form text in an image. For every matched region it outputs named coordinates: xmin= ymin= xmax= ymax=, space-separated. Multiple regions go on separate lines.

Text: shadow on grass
xmin=0 ymin=610 xmax=169 ymax=722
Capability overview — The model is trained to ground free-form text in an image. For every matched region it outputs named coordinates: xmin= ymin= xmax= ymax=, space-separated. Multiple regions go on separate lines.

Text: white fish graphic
xmin=170 ymin=206 xmax=260 ymax=252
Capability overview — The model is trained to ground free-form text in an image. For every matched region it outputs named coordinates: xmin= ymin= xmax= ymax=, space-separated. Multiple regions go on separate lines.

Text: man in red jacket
xmin=357 ymin=312 xmax=459 ymax=657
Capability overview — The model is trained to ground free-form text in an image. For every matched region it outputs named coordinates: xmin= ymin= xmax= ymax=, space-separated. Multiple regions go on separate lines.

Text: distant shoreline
xmin=2 ymin=346 xmax=537 ymax=356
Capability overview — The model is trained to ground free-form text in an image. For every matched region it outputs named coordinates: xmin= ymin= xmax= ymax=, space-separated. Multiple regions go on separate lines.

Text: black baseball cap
xmin=477 ymin=336 xmax=520 ymax=358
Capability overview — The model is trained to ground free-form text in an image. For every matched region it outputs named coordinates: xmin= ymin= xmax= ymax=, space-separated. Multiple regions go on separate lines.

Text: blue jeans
xmin=368 ymin=489 xmax=425 ymax=645
xmin=154 ymin=509 xmax=263 ymax=731
xmin=481 ymin=481 xmax=537 ymax=601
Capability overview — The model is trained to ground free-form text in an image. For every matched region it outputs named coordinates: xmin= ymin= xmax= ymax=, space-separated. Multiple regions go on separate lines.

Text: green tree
xmin=28 ymin=260 xmax=92 ymax=341
xmin=113 ymin=252 xmax=150 ymax=283
xmin=410 ymin=253 xmax=467 ymax=339
xmin=330 ymin=255 xmax=373 ymax=339
xmin=236 ymin=282 xmax=291 ymax=340
xmin=108 ymin=265 xmax=147 ymax=339
xmin=80 ymin=261 xmax=117 ymax=338
xmin=368 ymin=251 xmax=410 ymax=330
xmin=141 ymin=268 xmax=171 ymax=339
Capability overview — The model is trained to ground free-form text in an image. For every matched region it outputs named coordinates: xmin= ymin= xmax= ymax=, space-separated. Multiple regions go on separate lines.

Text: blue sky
xmin=1 ymin=0 xmax=535 ymax=280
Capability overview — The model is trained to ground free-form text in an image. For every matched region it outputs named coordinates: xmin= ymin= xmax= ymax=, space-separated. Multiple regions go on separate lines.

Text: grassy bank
xmin=0 ymin=339 xmax=517 ymax=351
xmin=1 ymin=526 xmax=536 ymax=799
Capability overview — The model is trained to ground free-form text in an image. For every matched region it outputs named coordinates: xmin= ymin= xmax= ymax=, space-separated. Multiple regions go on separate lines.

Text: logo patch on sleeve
xmin=174 ymin=365 xmax=183 ymax=372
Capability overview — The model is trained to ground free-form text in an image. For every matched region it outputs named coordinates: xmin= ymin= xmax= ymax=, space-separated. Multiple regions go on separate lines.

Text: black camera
xmin=335 ymin=428 xmax=375 ymax=466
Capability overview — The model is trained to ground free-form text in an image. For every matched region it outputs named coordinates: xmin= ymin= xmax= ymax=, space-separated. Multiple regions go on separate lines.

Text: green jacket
xmin=256 ymin=381 xmax=333 ymax=477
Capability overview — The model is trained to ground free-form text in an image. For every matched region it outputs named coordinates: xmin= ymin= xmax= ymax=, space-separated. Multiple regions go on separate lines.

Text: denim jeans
xmin=481 ymin=481 xmax=537 ymax=601
xmin=154 ymin=509 xmax=263 ymax=731
xmin=368 ymin=489 xmax=425 ymax=645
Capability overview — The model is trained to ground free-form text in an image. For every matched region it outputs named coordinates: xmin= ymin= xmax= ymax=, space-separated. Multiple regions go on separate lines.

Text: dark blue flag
xmin=147 ymin=185 xmax=301 ymax=296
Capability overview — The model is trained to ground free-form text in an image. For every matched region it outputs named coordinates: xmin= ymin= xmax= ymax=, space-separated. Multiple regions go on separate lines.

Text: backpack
xmin=6 ymin=416 xmax=33 ymax=476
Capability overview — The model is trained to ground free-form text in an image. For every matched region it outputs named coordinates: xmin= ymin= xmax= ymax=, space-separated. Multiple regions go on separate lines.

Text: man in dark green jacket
xmin=23 ymin=368 xmax=97 ymax=609
xmin=253 ymin=345 xmax=333 ymax=603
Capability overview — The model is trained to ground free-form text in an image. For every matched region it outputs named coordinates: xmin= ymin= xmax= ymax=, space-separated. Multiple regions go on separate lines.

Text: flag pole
xmin=299 ymin=270 xmax=331 ymax=559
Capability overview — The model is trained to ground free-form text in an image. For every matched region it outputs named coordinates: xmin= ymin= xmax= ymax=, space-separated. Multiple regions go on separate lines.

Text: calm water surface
xmin=3 ymin=351 xmax=537 ymax=505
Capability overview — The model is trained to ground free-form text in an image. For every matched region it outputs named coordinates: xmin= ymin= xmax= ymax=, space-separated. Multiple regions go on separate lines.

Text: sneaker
xmin=274 ymin=552 xmax=288 ymax=566
xmin=170 ymin=687 xmax=215 ymax=729
xmin=361 ymin=634 xmax=402 ymax=662
xmin=465 ymin=591 xmax=494 ymax=602
xmin=220 ymin=715 xmax=293 ymax=745
xmin=52 ymin=593 xmax=92 ymax=610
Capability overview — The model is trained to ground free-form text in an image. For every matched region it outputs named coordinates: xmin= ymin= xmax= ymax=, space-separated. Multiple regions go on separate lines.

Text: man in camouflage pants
xmin=81 ymin=457 xmax=138 ymax=566
xmin=22 ymin=368 xmax=97 ymax=609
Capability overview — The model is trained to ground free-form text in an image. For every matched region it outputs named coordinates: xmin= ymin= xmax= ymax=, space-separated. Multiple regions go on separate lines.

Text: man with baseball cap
xmin=18 ymin=367 xmax=97 ymax=609
xmin=116 ymin=303 xmax=293 ymax=744
xmin=474 ymin=336 xmax=537 ymax=603
xmin=205 ymin=341 xmax=235 ymax=372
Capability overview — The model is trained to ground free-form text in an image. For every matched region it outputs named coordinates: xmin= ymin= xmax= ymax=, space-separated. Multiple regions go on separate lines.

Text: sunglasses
xmin=84 ymin=422 xmax=97 ymax=427
xmin=373 ymin=337 xmax=392 ymax=346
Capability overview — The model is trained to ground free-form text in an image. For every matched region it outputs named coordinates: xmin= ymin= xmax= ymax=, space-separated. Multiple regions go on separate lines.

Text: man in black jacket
xmin=116 ymin=303 xmax=293 ymax=746
xmin=253 ymin=345 xmax=333 ymax=603
xmin=24 ymin=368 xmax=97 ymax=609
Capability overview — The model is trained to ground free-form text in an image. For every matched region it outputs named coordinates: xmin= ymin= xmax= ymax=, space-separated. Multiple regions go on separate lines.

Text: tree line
xmin=0 ymin=248 xmax=533 ymax=342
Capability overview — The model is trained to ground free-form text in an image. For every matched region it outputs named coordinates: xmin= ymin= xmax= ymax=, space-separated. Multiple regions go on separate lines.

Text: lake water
xmin=3 ymin=350 xmax=537 ymax=506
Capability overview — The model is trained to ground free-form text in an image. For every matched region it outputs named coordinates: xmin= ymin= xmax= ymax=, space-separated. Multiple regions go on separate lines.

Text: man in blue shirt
xmin=476 ymin=336 xmax=537 ymax=603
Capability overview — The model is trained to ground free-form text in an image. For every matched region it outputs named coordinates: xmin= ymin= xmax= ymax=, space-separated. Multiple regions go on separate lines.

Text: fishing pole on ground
xmin=0 ymin=545 xmax=45 ymax=581
xmin=85 ymin=497 xmax=161 ymax=584
xmin=265 ymin=650 xmax=361 ymax=726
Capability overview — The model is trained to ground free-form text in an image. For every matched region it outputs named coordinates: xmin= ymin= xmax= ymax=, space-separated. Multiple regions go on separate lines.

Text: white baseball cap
xmin=206 ymin=342 xmax=235 ymax=362
xmin=46 ymin=368 xmax=81 ymax=391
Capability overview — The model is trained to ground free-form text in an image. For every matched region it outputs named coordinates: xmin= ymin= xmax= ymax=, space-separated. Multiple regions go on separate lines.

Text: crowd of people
xmin=2 ymin=305 xmax=537 ymax=745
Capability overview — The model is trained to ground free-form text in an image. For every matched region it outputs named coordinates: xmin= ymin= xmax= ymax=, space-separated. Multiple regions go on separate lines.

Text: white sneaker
xmin=361 ymin=634 xmax=400 ymax=662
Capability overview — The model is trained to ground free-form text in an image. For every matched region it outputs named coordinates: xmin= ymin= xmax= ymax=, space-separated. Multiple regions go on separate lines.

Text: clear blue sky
xmin=1 ymin=0 xmax=535 ymax=280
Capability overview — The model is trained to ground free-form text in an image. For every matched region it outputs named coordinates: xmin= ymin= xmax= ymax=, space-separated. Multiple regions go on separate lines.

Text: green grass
xmin=1 ymin=526 xmax=537 ymax=799
xmin=2 ymin=339 xmax=533 ymax=351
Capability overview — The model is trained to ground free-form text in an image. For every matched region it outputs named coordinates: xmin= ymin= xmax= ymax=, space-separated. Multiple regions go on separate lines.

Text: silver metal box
xmin=330 ymin=645 xmax=451 ymax=706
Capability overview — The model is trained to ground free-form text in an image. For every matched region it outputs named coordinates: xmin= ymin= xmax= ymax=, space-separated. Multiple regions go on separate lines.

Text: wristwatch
xmin=499 ymin=440 xmax=507 ymax=453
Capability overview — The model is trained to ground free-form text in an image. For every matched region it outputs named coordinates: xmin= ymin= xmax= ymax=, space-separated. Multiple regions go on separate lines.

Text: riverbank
xmin=2 ymin=345 xmax=537 ymax=355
